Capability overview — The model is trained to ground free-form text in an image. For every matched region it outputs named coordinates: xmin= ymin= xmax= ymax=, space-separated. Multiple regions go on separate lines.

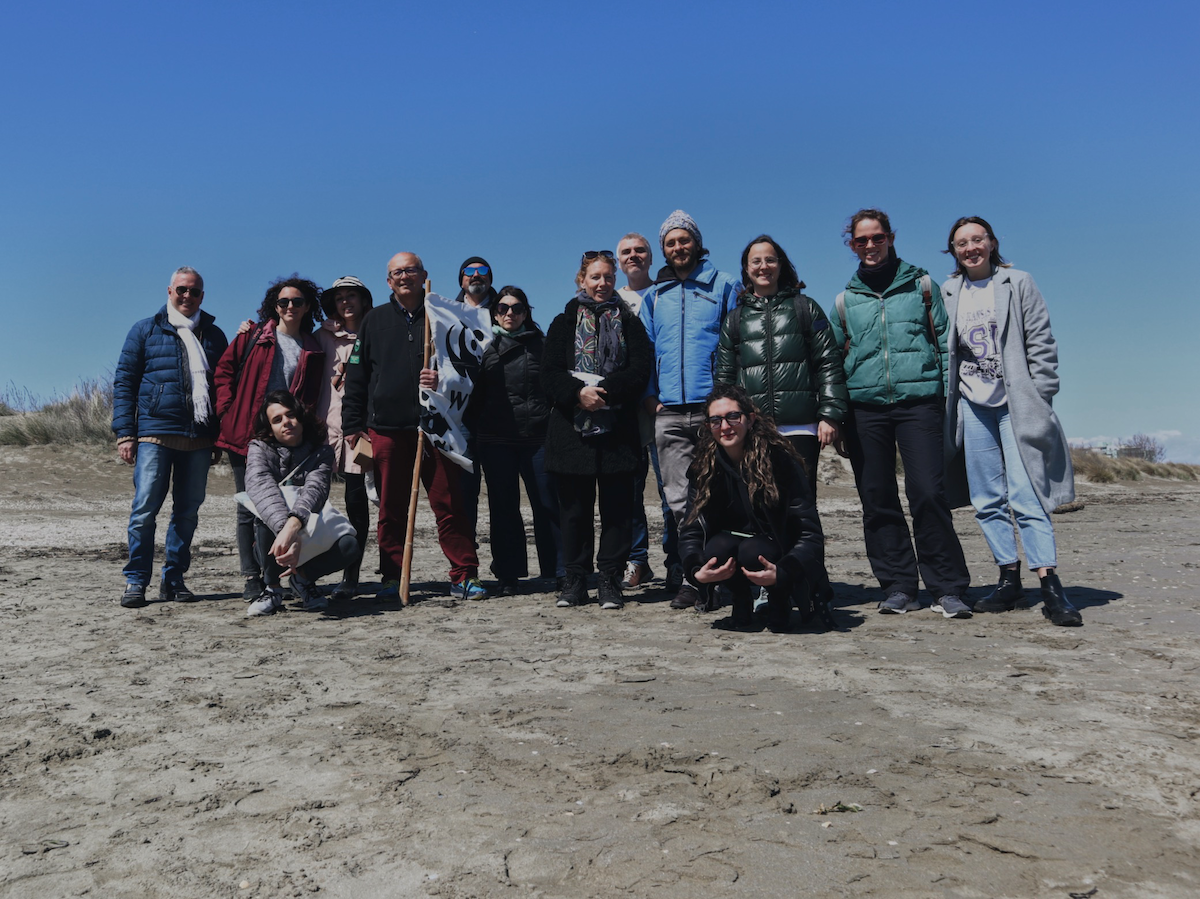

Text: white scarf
xmin=167 ymin=304 xmax=213 ymax=424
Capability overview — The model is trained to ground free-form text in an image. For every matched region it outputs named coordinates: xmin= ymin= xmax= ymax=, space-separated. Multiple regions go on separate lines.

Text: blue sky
xmin=3 ymin=1 xmax=1197 ymax=459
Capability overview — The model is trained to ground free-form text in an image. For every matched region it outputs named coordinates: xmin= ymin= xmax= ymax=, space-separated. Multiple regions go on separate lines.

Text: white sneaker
xmin=246 ymin=588 xmax=284 ymax=618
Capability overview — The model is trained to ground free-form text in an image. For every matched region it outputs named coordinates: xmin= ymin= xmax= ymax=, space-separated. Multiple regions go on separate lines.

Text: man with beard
xmin=639 ymin=211 xmax=742 ymax=610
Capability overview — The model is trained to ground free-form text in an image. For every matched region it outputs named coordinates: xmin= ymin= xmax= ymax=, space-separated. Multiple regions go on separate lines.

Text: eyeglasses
xmin=390 ymin=267 xmax=423 ymax=278
xmin=852 ymin=234 xmax=890 ymax=248
xmin=275 ymin=297 xmax=308 ymax=308
xmin=496 ymin=302 xmax=527 ymax=315
xmin=953 ymin=236 xmax=990 ymax=250
xmin=174 ymin=286 xmax=203 ymax=297
xmin=582 ymin=250 xmax=614 ymax=262
xmin=705 ymin=411 xmax=745 ymax=428
xmin=463 ymin=265 xmax=490 ymax=277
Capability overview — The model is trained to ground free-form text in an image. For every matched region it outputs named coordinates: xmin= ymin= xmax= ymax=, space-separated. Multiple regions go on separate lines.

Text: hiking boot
xmin=376 ymin=579 xmax=400 ymax=599
xmin=1040 ymin=572 xmax=1082 ymax=626
xmin=556 ymin=575 xmax=588 ymax=608
xmin=878 ymin=592 xmax=919 ymax=614
xmin=494 ymin=578 xmax=519 ymax=597
xmin=246 ymin=587 xmax=284 ymax=617
xmin=331 ymin=577 xmax=358 ymax=602
xmin=975 ymin=568 xmax=1024 ymax=612
xmin=621 ymin=561 xmax=653 ymax=589
xmin=671 ymin=583 xmax=699 ymax=610
xmin=598 ymin=573 xmax=624 ymax=610
xmin=665 ymin=562 xmax=685 ymax=591
xmin=120 ymin=583 xmax=147 ymax=608
xmin=160 ymin=581 xmax=198 ymax=603
xmin=291 ymin=573 xmax=328 ymax=613
xmin=451 ymin=576 xmax=489 ymax=602
xmin=242 ymin=575 xmax=265 ymax=603
xmin=931 ymin=595 xmax=972 ymax=619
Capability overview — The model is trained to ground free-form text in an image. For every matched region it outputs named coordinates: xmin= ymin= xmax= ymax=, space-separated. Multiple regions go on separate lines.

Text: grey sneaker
xmin=932 ymin=595 xmax=972 ymax=619
xmin=246 ymin=588 xmax=284 ymax=617
xmin=878 ymin=592 xmax=919 ymax=614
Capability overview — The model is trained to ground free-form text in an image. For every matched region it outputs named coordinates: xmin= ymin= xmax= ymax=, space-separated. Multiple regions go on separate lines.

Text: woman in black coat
xmin=678 ymin=384 xmax=826 ymax=632
xmin=469 ymin=286 xmax=564 ymax=595
xmin=542 ymin=252 xmax=651 ymax=611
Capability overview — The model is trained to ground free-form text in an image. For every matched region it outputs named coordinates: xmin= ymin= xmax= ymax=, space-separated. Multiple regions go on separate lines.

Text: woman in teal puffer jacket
xmin=828 ymin=209 xmax=971 ymax=620
xmin=716 ymin=234 xmax=848 ymax=496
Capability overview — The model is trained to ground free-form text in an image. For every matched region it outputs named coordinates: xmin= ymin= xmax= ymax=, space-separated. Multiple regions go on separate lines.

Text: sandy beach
xmin=1 ymin=444 xmax=1198 ymax=898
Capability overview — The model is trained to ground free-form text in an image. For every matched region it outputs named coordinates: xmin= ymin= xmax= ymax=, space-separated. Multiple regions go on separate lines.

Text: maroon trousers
xmin=369 ymin=429 xmax=479 ymax=584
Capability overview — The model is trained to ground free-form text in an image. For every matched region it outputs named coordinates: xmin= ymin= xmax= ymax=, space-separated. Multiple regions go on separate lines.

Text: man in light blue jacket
xmin=639 ymin=211 xmax=742 ymax=609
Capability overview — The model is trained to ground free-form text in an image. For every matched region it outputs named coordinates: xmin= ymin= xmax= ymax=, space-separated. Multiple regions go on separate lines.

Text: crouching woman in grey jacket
xmin=244 ymin=389 xmax=357 ymax=617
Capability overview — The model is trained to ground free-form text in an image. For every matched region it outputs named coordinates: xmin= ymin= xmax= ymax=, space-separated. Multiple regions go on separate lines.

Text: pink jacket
xmin=315 ymin=319 xmax=367 ymax=474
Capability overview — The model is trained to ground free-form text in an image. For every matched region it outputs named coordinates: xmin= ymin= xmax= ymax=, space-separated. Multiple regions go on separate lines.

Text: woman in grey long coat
xmin=942 ymin=216 xmax=1081 ymax=626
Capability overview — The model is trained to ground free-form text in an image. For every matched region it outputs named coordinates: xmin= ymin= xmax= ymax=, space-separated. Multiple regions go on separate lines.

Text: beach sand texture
xmin=1 ymin=445 xmax=1198 ymax=898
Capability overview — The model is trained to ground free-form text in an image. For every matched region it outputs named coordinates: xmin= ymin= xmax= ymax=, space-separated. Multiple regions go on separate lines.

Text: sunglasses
xmin=463 ymin=265 xmax=490 ymax=276
xmin=173 ymin=286 xmax=203 ymax=297
xmin=275 ymin=297 xmax=308 ymax=308
xmin=705 ymin=411 xmax=745 ymax=428
xmin=582 ymin=250 xmax=614 ymax=262
xmin=496 ymin=302 xmax=527 ymax=315
xmin=851 ymin=234 xmax=890 ymax=248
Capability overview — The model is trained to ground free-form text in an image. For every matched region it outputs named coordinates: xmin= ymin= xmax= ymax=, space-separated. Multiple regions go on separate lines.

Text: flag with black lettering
xmin=420 ymin=292 xmax=491 ymax=471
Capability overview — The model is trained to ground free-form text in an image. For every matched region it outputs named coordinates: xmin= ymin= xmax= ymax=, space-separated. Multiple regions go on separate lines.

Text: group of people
xmin=112 ymin=207 xmax=1082 ymax=629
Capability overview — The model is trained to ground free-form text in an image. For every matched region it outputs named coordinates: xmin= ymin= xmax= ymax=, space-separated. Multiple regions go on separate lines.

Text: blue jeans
xmin=479 ymin=442 xmax=563 ymax=580
xmin=124 ymin=442 xmax=211 ymax=587
xmin=960 ymin=399 xmax=1057 ymax=569
xmin=628 ymin=442 xmax=678 ymax=567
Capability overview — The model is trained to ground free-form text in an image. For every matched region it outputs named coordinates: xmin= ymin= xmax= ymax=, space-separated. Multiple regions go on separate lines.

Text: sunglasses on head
xmin=582 ymin=250 xmax=614 ymax=262
xmin=463 ymin=265 xmax=490 ymax=276
xmin=851 ymin=234 xmax=890 ymax=248
xmin=496 ymin=302 xmax=527 ymax=314
xmin=705 ymin=411 xmax=746 ymax=428
xmin=174 ymin=286 xmax=203 ymax=297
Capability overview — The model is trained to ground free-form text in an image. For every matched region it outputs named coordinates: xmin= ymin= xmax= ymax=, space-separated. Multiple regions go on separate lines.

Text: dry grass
xmin=1071 ymin=447 xmax=1199 ymax=483
xmin=0 ymin=379 xmax=115 ymax=446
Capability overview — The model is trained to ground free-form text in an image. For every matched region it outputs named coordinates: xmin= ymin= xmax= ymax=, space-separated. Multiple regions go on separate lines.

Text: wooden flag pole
xmin=400 ymin=279 xmax=433 ymax=606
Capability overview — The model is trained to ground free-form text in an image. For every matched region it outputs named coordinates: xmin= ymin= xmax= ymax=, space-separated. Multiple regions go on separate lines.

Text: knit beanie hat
xmin=659 ymin=210 xmax=702 ymax=251
xmin=320 ymin=275 xmax=374 ymax=319
xmin=459 ymin=256 xmax=493 ymax=284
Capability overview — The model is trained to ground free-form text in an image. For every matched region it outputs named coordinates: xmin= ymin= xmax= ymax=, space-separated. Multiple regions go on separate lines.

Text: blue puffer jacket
xmin=112 ymin=306 xmax=229 ymax=441
xmin=639 ymin=258 xmax=742 ymax=406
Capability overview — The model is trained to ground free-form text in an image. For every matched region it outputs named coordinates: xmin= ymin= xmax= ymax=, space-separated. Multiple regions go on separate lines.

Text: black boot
xmin=1040 ymin=572 xmax=1082 ymax=626
xmin=765 ymin=587 xmax=793 ymax=633
xmin=975 ymin=567 xmax=1024 ymax=612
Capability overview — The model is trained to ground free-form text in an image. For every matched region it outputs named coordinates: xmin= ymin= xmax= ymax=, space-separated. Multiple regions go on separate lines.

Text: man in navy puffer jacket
xmin=112 ymin=266 xmax=228 ymax=608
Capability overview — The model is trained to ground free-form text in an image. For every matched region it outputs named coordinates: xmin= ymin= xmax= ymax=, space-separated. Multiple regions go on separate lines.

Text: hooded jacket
xmin=716 ymin=288 xmax=849 ymax=425
xmin=112 ymin=306 xmax=229 ymax=441
xmin=828 ymin=259 xmax=949 ymax=406
xmin=639 ymin=258 xmax=742 ymax=406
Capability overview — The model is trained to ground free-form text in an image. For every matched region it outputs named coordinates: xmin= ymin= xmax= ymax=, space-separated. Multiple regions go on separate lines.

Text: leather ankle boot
xmin=1040 ymin=572 xmax=1082 ymax=626
xmin=975 ymin=567 xmax=1024 ymax=612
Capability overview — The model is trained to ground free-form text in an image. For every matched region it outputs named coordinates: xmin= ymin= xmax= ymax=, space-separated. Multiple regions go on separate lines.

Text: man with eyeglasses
xmin=113 ymin=266 xmax=229 ymax=608
xmin=342 ymin=253 xmax=488 ymax=602
xmin=615 ymin=233 xmax=679 ymax=593
xmin=638 ymin=211 xmax=743 ymax=611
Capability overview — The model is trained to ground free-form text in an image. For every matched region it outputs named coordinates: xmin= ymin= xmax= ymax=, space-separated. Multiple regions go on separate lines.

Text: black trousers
xmin=337 ymin=471 xmax=369 ymax=582
xmin=844 ymin=398 xmax=969 ymax=598
xmin=786 ymin=434 xmax=820 ymax=497
xmin=556 ymin=472 xmax=634 ymax=578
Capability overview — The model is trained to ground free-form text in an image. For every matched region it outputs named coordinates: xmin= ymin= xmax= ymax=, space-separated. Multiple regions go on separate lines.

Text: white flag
xmin=420 ymin=292 xmax=491 ymax=471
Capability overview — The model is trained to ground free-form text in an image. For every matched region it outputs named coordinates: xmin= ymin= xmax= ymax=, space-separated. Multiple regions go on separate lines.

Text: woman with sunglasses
xmin=829 ymin=209 xmax=971 ymax=619
xmin=215 ymin=276 xmax=326 ymax=602
xmin=468 ymin=286 xmax=564 ymax=595
xmin=243 ymin=390 xmax=358 ymax=617
xmin=542 ymin=251 xmax=651 ymax=610
xmin=678 ymin=385 xmax=825 ymax=632
xmin=941 ymin=216 xmax=1081 ymax=626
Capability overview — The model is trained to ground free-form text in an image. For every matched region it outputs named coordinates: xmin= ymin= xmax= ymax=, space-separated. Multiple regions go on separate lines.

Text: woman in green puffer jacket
xmin=716 ymin=235 xmax=849 ymax=496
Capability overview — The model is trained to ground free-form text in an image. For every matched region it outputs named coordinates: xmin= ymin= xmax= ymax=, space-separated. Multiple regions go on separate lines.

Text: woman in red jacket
xmin=214 ymin=275 xmax=326 ymax=601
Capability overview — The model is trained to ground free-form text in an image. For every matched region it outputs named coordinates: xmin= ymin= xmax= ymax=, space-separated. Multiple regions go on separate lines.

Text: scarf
xmin=493 ymin=323 xmax=527 ymax=337
xmin=167 ymin=304 xmax=213 ymax=424
xmin=572 ymin=291 xmax=626 ymax=437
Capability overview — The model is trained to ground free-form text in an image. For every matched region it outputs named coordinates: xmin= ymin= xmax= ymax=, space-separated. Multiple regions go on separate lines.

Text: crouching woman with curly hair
xmin=678 ymin=385 xmax=827 ymax=632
